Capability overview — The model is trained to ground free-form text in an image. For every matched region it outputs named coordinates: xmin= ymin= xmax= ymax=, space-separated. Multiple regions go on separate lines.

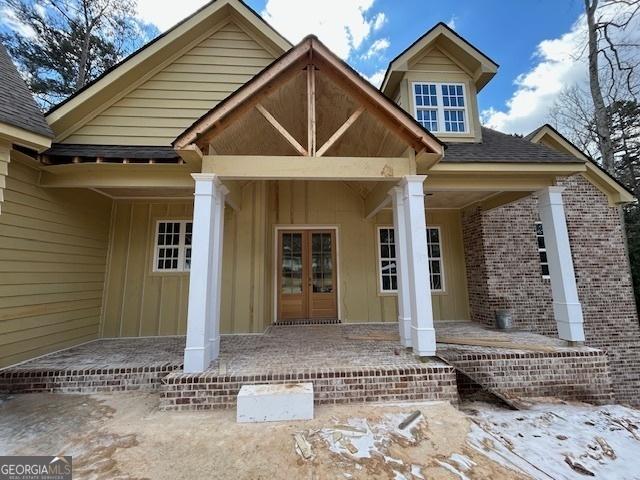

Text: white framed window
xmin=412 ymin=82 xmax=468 ymax=134
xmin=535 ymin=221 xmax=550 ymax=279
xmin=377 ymin=227 xmax=398 ymax=293
xmin=154 ymin=220 xmax=193 ymax=272
xmin=376 ymin=226 xmax=445 ymax=293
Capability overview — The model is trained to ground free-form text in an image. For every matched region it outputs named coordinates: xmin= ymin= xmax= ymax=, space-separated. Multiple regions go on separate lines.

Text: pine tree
xmin=1 ymin=0 xmax=150 ymax=107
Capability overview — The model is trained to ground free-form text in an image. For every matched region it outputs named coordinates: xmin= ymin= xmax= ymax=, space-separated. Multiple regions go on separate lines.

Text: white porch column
xmin=183 ymin=174 xmax=227 ymax=373
xmin=390 ymin=186 xmax=412 ymax=348
xmin=402 ymin=175 xmax=437 ymax=356
xmin=537 ymin=186 xmax=585 ymax=342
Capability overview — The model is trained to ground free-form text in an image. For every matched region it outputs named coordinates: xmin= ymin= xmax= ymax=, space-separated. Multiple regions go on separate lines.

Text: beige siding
xmin=0 ymin=159 xmax=111 ymax=368
xmin=64 ymin=22 xmax=276 ymax=146
xmin=104 ymin=181 xmax=470 ymax=337
xmin=410 ymin=46 xmax=467 ymax=74
xmin=101 ymin=200 xmax=193 ymax=337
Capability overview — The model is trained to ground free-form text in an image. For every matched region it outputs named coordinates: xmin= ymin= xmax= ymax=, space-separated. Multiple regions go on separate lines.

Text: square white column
xmin=402 ymin=175 xmax=436 ymax=357
xmin=390 ymin=186 xmax=412 ymax=348
xmin=537 ymin=186 xmax=585 ymax=342
xmin=184 ymin=174 xmax=227 ymax=373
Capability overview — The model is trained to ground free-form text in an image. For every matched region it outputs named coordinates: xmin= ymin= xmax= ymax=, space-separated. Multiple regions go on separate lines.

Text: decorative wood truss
xmin=174 ymin=36 xmax=444 ymax=162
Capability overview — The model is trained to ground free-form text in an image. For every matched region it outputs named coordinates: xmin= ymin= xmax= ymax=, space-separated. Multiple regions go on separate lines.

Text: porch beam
xmin=426 ymin=174 xmax=557 ymax=192
xmin=39 ymin=164 xmax=195 ymax=188
xmin=307 ymin=62 xmax=316 ymax=156
xmin=202 ymin=155 xmax=412 ymax=180
xmin=364 ymin=180 xmax=394 ymax=219
xmin=316 ymin=106 xmax=365 ymax=157
xmin=255 ymin=103 xmax=308 ymax=156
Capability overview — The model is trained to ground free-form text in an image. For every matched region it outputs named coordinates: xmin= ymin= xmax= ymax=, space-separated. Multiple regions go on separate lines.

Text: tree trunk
xmin=585 ymin=0 xmax=616 ymax=171
xmin=75 ymin=31 xmax=91 ymax=90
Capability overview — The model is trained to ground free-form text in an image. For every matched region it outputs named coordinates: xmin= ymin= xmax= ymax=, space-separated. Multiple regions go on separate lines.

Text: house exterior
xmin=1 ymin=0 xmax=638 ymax=404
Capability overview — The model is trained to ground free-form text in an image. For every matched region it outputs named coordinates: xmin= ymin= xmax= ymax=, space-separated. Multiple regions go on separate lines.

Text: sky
xmin=135 ymin=0 xmax=593 ymax=136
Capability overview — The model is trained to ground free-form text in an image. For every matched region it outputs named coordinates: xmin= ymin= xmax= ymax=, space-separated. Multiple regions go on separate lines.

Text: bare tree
xmin=584 ymin=0 xmax=640 ymax=171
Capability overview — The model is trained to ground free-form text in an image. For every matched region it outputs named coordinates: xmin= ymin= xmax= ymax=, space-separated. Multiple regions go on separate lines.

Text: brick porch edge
xmin=439 ymin=348 xmax=614 ymax=405
xmin=159 ymin=364 xmax=459 ymax=411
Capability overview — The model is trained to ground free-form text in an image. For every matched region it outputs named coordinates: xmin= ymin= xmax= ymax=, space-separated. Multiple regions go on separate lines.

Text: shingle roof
xmin=44 ymin=144 xmax=179 ymax=159
xmin=444 ymin=127 xmax=583 ymax=163
xmin=0 ymin=43 xmax=53 ymax=139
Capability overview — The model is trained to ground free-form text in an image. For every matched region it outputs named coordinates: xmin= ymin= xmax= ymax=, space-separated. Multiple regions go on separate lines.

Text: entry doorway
xmin=277 ymin=228 xmax=338 ymax=322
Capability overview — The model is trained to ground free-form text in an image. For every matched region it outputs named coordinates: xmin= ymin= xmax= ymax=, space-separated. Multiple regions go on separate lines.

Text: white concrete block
xmin=236 ymin=383 xmax=314 ymax=423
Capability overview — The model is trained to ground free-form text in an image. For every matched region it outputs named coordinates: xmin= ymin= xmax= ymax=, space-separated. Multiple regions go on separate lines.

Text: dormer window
xmin=413 ymin=82 xmax=468 ymax=133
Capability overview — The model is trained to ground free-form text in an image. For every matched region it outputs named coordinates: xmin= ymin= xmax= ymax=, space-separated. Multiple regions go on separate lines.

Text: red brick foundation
xmin=0 ymin=364 xmax=182 ymax=394
xmin=159 ymin=364 xmax=459 ymax=411
xmin=439 ymin=347 xmax=614 ymax=405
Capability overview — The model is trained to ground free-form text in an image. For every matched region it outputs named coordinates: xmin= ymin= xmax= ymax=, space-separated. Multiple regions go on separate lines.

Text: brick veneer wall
xmin=439 ymin=347 xmax=614 ymax=405
xmin=159 ymin=365 xmax=459 ymax=411
xmin=462 ymin=174 xmax=640 ymax=405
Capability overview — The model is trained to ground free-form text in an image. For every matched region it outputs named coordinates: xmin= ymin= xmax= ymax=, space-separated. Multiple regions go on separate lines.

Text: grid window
xmin=535 ymin=222 xmax=550 ymax=278
xmin=378 ymin=227 xmax=398 ymax=292
xmin=427 ymin=227 xmax=444 ymax=291
xmin=441 ymin=84 xmax=465 ymax=107
xmin=413 ymin=82 xmax=468 ymax=133
xmin=444 ymin=110 xmax=465 ymax=132
xmin=155 ymin=220 xmax=193 ymax=272
xmin=416 ymin=109 xmax=439 ymax=132
xmin=376 ymin=226 xmax=444 ymax=294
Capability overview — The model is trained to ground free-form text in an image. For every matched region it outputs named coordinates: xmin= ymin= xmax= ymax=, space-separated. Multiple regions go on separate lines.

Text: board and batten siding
xmin=104 ymin=181 xmax=470 ymax=338
xmin=0 ymin=158 xmax=111 ymax=368
xmin=63 ymin=21 xmax=276 ymax=146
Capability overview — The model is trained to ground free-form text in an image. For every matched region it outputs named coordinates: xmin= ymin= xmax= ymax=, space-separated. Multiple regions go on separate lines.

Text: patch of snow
xmin=436 ymin=460 xmax=471 ymax=480
xmin=466 ymin=402 xmax=640 ymax=480
xmin=449 ymin=453 xmax=476 ymax=471
xmin=410 ymin=464 xmax=424 ymax=479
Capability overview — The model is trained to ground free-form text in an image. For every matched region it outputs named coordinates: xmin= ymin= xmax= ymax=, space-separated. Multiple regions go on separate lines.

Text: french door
xmin=277 ymin=229 xmax=337 ymax=321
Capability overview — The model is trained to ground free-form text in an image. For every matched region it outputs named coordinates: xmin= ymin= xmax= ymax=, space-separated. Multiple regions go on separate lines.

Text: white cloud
xmin=137 ymin=0 xmax=209 ymax=31
xmin=362 ymin=38 xmax=390 ymax=59
xmin=262 ymin=0 xmax=384 ymax=59
xmin=1 ymin=5 xmax=37 ymax=38
xmin=372 ymin=12 xmax=387 ymax=31
xmin=446 ymin=16 xmax=457 ymax=30
xmin=482 ymin=3 xmax=640 ymax=134
xmin=482 ymin=16 xmax=587 ymax=134
xmin=364 ymin=69 xmax=386 ymax=87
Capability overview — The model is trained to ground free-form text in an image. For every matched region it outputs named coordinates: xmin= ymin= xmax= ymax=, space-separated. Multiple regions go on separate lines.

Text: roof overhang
xmin=527 ymin=124 xmax=635 ymax=205
xmin=45 ymin=0 xmax=291 ymax=141
xmin=0 ymin=121 xmax=52 ymax=151
xmin=174 ymin=36 xmax=444 ymax=160
xmin=381 ymin=22 xmax=498 ymax=97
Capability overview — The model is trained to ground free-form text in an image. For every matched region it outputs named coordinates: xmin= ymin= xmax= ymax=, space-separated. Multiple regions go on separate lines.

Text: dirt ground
xmin=0 ymin=393 xmax=527 ymax=480
xmin=1 ymin=393 xmax=640 ymax=479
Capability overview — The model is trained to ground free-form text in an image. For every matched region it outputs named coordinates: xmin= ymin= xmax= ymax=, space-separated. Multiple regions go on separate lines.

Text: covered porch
xmin=172 ymin=36 xmax=589 ymax=373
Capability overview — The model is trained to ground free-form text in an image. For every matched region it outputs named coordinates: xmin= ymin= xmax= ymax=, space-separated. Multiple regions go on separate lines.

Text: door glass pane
xmin=281 ymin=233 xmax=303 ymax=294
xmin=311 ymin=233 xmax=333 ymax=293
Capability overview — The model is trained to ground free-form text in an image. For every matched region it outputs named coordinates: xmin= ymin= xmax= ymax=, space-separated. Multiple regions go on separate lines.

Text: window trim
xmin=411 ymin=81 xmax=470 ymax=135
xmin=152 ymin=219 xmax=193 ymax=273
xmin=376 ymin=226 xmax=398 ymax=295
xmin=376 ymin=225 xmax=446 ymax=295
xmin=535 ymin=221 xmax=551 ymax=280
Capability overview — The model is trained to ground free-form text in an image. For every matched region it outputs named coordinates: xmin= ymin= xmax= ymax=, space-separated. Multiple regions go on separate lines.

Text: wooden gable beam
xmin=255 ymin=103 xmax=307 ymax=156
xmin=307 ymin=61 xmax=317 ymax=156
xmin=316 ymin=106 xmax=365 ymax=157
